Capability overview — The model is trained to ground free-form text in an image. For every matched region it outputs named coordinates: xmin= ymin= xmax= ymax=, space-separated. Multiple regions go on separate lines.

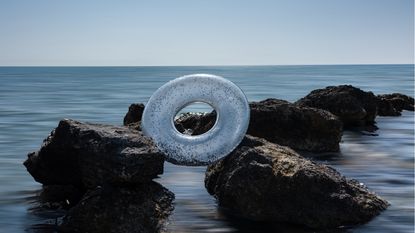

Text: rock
xmin=24 ymin=119 xmax=173 ymax=233
xmin=123 ymin=103 xmax=145 ymax=126
xmin=376 ymin=96 xmax=401 ymax=116
xmin=168 ymin=99 xmax=342 ymax=152
xmin=248 ymin=99 xmax=342 ymax=152
xmin=377 ymin=93 xmax=414 ymax=116
xmin=174 ymin=111 xmax=216 ymax=135
xmin=28 ymin=185 xmax=84 ymax=221
xmin=38 ymin=185 xmax=84 ymax=210
xmin=205 ymin=135 xmax=388 ymax=229
xmin=295 ymin=85 xmax=378 ymax=127
xmin=24 ymin=119 xmax=164 ymax=189
xmin=59 ymin=182 xmax=174 ymax=233
xmin=126 ymin=121 xmax=142 ymax=131
xmin=122 ymin=103 xmax=217 ymax=134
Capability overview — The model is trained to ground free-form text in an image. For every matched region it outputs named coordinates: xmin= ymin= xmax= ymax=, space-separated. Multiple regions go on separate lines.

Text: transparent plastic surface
xmin=141 ymin=74 xmax=250 ymax=165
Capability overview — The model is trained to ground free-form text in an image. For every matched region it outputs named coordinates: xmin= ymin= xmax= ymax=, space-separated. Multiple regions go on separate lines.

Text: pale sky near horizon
xmin=0 ymin=0 xmax=413 ymax=66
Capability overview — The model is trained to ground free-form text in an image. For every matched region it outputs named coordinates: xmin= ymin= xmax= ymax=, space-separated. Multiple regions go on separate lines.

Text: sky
xmin=0 ymin=0 xmax=413 ymax=66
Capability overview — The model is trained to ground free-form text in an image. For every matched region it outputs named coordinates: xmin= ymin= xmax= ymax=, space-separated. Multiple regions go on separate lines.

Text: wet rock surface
xmin=166 ymin=99 xmax=343 ymax=152
xmin=59 ymin=182 xmax=174 ymax=233
xmin=295 ymin=85 xmax=378 ymax=127
xmin=24 ymin=119 xmax=164 ymax=189
xmin=205 ymin=135 xmax=388 ymax=229
xmin=248 ymin=99 xmax=342 ymax=152
xmin=36 ymin=185 xmax=84 ymax=210
xmin=125 ymin=88 xmax=414 ymax=138
xmin=24 ymin=119 xmax=174 ymax=233
xmin=377 ymin=93 xmax=415 ymax=116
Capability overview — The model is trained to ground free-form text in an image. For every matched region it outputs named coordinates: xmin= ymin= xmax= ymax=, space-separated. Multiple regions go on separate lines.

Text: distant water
xmin=0 ymin=65 xmax=413 ymax=233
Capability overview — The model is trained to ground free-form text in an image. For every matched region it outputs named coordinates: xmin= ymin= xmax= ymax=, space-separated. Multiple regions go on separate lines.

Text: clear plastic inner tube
xmin=141 ymin=74 xmax=250 ymax=165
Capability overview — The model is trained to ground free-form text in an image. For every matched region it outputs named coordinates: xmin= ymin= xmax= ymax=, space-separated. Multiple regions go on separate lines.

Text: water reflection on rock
xmin=27 ymin=182 xmax=174 ymax=233
xmin=60 ymin=182 xmax=174 ymax=233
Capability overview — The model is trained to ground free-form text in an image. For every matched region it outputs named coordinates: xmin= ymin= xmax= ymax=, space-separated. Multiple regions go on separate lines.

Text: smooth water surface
xmin=0 ymin=65 xmax=413 ymax=232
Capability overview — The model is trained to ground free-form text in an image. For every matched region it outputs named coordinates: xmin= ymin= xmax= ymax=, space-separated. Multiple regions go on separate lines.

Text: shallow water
xmin=0 ymin=65 xmax=413 ymax=232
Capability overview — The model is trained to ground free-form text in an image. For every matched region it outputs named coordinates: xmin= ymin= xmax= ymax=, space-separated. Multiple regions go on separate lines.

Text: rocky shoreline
xmin=24 ymin=85 xmax=414 ymax=232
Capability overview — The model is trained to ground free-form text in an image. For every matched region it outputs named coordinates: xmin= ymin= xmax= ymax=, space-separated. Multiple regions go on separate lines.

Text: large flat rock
xmin=24 ymin=119 xmax=164 ymax=189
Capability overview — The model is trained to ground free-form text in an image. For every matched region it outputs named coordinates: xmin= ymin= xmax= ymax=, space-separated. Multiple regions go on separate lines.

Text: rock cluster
xmin=296 ymin=85 xmax=414 ymax=125
xmin=173 ymin=99 xmax=343 ymax=152
xmin=122 ymin=85 xmax=414 ymax=152
xmin=133 ymin=100 xmax=343 ymax=153
xmin=24 ymin=85 xmax=412 ymax=231
xmin=24 ymin=119 xmax=173 ymax=233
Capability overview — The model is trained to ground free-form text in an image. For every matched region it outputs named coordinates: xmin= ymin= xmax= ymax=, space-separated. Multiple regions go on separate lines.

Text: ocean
xmin=0 ymin=65 xmax=413 ymax=232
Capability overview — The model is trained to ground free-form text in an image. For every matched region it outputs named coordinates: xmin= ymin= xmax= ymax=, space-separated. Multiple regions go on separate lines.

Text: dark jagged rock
xmin=123 ymin=103 xmax=145 ymax=126
xmin=24 ymin=119 xmax=173 ymax=233
xmin=377 ymin=93 xmax=414 ymax=116
xmin=376 ymin=96 xmax=401 ymax=116
xmin=24 ymin=119 xmax=164 ymax=189
xmin=122 ymin=103 xmax=217 ymax=134
xmin=295 ymin=85 xmax=378 ymax=127
xmin=168 ymin=99 xmax=342 ymax=152
xmin=248 ymin=99 xmax=342 ymax=152
xmin=205 ymin=135 xmax=388 ymax=229
xmin=59 ymin=182 xmax=174 ymax=233
xmin=174 ymin=112 xmax=216 ymax=135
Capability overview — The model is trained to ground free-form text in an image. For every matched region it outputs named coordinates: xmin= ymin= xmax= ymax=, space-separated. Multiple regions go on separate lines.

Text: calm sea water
xmin=0 ymin=65 xmax=413 ymax=233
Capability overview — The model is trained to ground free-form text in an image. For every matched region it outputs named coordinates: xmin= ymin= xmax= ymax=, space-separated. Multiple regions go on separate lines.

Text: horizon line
xmin=0 ymin=63 xmax=413 ymax=68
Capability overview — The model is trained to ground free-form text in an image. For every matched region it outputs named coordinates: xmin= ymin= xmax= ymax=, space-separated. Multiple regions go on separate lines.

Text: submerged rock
xmin=59 ymin=182 xmax=174 ymax=233
xmin=37 ymin=185 xmax=84 ymax=210
xmin=296 ymin=85 xmax=378 ymax=127
xmin=205 ymin=135 xmax=388 ymax=229
xmin=123 ymin=103 xmax=145 ymax=126
xmin=24 ymin=119 xmax=164 ymax=189
xmin=248 ymin=99 xmax=342 ymax=152
xmin=377 ymin=93 xmax=414 ymax=116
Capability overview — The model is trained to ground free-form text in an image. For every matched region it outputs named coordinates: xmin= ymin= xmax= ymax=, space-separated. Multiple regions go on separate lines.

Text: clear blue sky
xmin=0 ymin=0 xmax=413 ymax=66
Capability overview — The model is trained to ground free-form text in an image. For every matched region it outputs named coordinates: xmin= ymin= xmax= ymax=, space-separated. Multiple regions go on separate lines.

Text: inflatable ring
xmin=141 ymin=74 xmax=250 ymax=165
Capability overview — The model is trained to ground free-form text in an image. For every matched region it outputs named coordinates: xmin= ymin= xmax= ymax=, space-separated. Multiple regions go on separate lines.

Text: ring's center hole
xmin=174 ymin=102 xmax=217 ymax=136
